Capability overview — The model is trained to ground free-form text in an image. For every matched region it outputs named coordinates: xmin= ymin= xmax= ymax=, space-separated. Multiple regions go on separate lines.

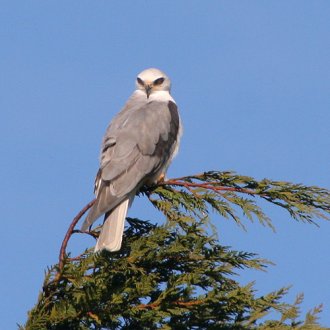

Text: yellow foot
xmin=157 ymin=173 xmax=166 ymax=183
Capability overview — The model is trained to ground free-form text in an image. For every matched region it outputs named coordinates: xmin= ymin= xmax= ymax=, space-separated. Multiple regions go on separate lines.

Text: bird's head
xmin=136 ymin=68 xmax=171 ymax=98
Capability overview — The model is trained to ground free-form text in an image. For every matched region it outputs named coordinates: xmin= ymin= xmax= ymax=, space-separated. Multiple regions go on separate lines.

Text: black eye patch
xmin=137 ymin=77 xmax=144 ymax=85
xmin=153 ymin=77 xmax=165 ymax=86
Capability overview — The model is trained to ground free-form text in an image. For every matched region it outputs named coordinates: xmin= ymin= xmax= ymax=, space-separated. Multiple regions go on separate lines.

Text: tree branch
xmin=161 ymin=178 xmax=256 ymax=195
xmin=57 ymin=199 xmax=95 ymax=278
xmin=136 ymin=299 xmax=204 ymax=310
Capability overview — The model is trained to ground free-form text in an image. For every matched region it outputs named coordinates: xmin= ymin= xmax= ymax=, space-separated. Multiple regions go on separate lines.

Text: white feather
xmin=94 ymin=198 xmax=130 ymax=252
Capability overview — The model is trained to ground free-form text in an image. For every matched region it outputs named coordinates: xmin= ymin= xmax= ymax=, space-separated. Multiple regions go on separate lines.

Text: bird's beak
xmin=145 ymin=84 xmax=152 ymax=98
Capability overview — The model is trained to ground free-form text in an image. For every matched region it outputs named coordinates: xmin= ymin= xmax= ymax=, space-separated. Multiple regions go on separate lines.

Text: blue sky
xmin=1 ymin=1 xmax=330 ymax=328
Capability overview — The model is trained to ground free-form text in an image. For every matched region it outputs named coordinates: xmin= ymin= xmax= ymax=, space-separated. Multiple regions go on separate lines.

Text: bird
xmin=81 ymin=68 xmax=182 ymax=252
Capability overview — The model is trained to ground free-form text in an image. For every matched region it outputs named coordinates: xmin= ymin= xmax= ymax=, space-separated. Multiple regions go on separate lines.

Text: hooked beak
xmin=145 ymin=84 xmax=152 ymax=98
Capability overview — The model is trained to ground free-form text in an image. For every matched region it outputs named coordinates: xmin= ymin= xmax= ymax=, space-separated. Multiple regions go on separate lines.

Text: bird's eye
xmin=137 ymin=77 xmax=144 ymax=85
xmin=153 ymin=77 xmax=165 ymax=86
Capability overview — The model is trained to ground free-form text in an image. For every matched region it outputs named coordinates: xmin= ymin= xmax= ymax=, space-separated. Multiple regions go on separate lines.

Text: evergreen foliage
xmin=22 ymin=172 xmax=330 ymax=329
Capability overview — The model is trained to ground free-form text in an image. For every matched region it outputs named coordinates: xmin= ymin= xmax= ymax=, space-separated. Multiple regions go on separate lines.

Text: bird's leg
xmin=156 ymin=173 xmax=166 ymax=183
xmin=141 ymin=173 xmax=166 ymax=197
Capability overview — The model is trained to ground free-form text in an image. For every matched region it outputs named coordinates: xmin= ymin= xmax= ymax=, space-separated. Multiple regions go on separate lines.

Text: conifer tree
xmin=22 ymin=171 xmax=330 ymax=329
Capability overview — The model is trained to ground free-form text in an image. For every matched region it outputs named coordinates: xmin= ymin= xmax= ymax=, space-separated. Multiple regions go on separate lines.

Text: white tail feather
xmin=94 ymin=198 xmax=130 ymax=252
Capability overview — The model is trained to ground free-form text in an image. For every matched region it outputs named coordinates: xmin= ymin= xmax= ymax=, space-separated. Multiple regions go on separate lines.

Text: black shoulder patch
xmin=152 ymin=100 xmax=180 ymax=161
xmin=168 ymin=101 xmax=180 ymax=136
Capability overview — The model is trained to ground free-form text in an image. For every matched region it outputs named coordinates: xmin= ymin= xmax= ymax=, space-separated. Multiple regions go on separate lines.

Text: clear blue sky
xmin=1 ymin=1 xmax=329 ymax=328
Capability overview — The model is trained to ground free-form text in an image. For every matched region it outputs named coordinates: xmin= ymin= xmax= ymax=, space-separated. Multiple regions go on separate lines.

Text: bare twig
xmin=57 ymin=199 xmax=95 ymax=277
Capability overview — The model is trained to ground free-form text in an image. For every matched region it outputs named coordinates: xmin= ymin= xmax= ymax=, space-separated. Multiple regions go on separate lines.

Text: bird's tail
xmin=94 ymin=198 xmax=130 ymax=252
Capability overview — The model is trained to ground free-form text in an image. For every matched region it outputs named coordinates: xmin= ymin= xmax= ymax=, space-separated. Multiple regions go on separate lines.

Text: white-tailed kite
xmin=81 ymin=68 xmax=182 ymax=252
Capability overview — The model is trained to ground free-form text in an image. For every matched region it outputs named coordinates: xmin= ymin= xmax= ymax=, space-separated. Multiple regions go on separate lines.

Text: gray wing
xmin=82 ymin=99 xmax=180 ymax=230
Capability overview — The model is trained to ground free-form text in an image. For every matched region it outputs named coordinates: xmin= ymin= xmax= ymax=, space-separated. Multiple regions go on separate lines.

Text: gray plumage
xmin=81 ymin=68 xmax=182 ymax=252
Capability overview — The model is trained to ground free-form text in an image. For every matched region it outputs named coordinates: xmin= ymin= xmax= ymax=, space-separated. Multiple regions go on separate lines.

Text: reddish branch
xmin=57 ymin=199 xmax=95 ymax=277
xmin=161 ymin=178 xmax=257 ymax=196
